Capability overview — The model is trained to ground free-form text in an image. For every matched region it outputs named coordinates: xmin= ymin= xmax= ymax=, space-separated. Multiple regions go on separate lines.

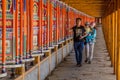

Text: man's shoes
xmin=76 ymin=63 xmax=79 ymax=66
xmin=76 ymin=63 xmax=82 ymax=67
xmin=78 ymin=64 xmax=82 ymax=67
xmin=85 ymin=59 xmax=88 ymax=63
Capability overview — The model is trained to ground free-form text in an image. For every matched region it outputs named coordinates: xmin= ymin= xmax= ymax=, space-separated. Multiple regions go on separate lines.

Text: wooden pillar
xmin=29 ymin=0 xmax=34 ymax=57
xmin=2 ymin=0 xmax=6 ymax=73
xmin=13 ymin=0 xmax=16 ymax=61
xmin=114 ymin=10 xmax=118 ymax=74
xmin=15 ymin=0 xmax=19 ymax=64
xmin=111 ymin=12 xmax=115 ymax=70
xmin=20 ymin=0 xmax=23 ymax=63
xmin=116 ymin=0 xmax=120 ymax=80
xmin=62 ymin=4 xmax=65 ymax=41
xmin=38 ymin=0 xmax=42 ymax=50
xmin=23 ymin=0 xmax=27 ymax=58
xmin=56 ymin=1 xmax=59 ymax=44
xmin=41 ymin=0 xmax=43 ymax=51
xmin=116 ymin=9 xmax=120 ymax=80
xmin=49 ymin=0 xmax=53 ymax=46
xmin=47 ymin=0 xmax=50 ymax=48
xmin=26 ymin=0 xmax=30 ymax=58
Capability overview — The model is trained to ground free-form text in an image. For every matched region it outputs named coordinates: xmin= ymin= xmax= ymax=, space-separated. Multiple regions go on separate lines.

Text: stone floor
xmin=46 ymin=26 xmax=116 ymax=80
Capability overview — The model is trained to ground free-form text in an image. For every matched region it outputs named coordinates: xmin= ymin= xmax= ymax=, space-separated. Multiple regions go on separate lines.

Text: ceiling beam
xmin=60 ymin=0 xmax=106 ymax=17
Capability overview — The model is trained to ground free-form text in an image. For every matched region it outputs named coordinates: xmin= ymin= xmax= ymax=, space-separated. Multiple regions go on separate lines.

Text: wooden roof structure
xmin=60 ymin=0 xmax=107 ymax=17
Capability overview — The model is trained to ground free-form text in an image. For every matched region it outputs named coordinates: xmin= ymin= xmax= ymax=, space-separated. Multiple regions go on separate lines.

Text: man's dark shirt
xmin=72 ymin=25 xmax=85 ymax=42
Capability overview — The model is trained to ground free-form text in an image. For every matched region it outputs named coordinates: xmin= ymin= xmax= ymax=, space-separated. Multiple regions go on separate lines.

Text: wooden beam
xmin=60 ymin=0 xmax=106 ymax=17
xmin=61 ymin=0 xmax=105 ymax=3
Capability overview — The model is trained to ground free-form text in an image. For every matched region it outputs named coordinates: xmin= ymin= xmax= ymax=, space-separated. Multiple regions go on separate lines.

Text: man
xmin=72 ymin=18 xmax=87 ymax=67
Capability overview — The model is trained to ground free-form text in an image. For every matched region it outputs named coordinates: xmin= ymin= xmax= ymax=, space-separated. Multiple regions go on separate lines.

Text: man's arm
xmin=80 ymin=32 xmax=88 ymax=39
xmin=80 ymin=27 xmax=88 ymax=39
xmin=67 ymin=27 xmax=73 ymax=33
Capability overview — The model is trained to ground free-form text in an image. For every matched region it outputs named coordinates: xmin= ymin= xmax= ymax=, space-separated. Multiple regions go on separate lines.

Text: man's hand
xmin=80 ymin=36 xmax=84 ymax=39
xmin=67 ymin=28 xmax=72 ymax=32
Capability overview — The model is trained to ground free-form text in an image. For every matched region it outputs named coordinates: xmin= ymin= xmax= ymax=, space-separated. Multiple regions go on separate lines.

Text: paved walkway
xmin=46 ymin=26 xmax=116 ymax=80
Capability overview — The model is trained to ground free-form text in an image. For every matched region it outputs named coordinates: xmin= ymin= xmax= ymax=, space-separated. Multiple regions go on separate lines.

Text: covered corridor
xmin=0 ymin=0 xmax=120 ymax=80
